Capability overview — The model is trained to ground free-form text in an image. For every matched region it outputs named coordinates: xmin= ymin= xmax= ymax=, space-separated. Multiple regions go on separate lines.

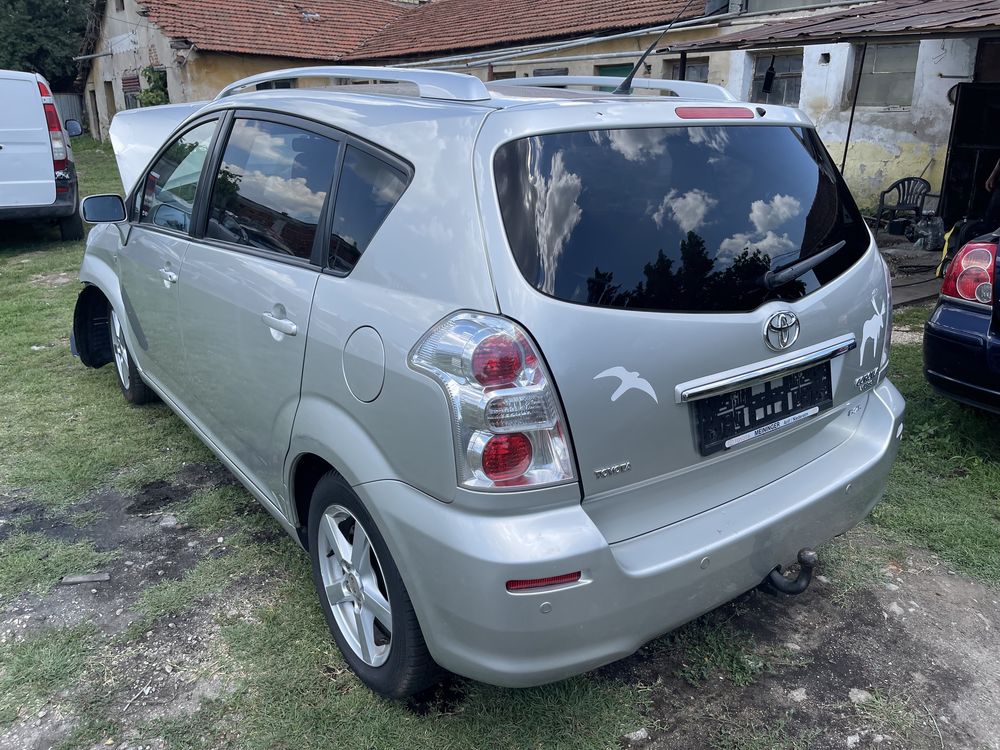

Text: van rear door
xmin=0 ymin=71 xmax=55 ymax=207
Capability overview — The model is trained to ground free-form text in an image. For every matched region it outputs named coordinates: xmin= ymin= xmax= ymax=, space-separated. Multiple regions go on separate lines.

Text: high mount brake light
xmin=942 ymin=242 xmax=996 ymax=308
xmin=675 ymin=106 xmax=755 ymax=120
xmin=37 ymin=81 xmax=67 ymax=173
xmin=409 ymin=313 xmax=575 ymax=491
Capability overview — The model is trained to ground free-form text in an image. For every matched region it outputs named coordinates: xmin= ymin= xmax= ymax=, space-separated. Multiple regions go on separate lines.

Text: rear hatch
xmin=476 ymin=102 xmax=890 ymax=543
xmin=0 ymin=71 xmax=55 ymax=207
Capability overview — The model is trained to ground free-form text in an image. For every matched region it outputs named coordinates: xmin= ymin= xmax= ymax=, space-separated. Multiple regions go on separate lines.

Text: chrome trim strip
xmin=679 ymin=335 xmax=857 ymax=403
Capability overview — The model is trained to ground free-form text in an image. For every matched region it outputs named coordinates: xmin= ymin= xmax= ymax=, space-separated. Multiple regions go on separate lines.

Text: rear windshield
xmin=493 ymin=126 xmax=869 ymax=313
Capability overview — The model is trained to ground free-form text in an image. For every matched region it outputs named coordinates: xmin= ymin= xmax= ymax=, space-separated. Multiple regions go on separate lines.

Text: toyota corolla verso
xmin=72 ymin=67 xmax=905 ymax=697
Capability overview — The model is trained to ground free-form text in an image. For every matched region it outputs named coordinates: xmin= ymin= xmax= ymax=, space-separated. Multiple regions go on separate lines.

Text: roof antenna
xmin=613 ymin=0 xmax=701 ymax=96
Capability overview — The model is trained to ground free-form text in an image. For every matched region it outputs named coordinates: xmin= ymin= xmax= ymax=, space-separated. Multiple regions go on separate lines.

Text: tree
xmin=0 ymin=0 xmax=91 ymax=90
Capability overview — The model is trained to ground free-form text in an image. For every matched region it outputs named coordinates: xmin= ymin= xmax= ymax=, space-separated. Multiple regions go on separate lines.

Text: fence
xmin=53 ymin=92 xmax=85 ymax=129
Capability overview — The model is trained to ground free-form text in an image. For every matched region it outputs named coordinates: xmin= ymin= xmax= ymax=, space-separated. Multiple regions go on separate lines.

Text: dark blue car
xmin=923 ymin=230 xmax=1000 ymax=413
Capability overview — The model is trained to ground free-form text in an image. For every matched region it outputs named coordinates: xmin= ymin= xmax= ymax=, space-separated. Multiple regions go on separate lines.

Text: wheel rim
xmin=110 ymin=309 xmax=130 ymax=390
xmin=318 ymin=505 xmax=392 ymax=667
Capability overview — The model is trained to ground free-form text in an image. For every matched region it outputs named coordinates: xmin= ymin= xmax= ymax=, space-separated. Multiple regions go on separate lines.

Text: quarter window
xmin=137 ymin=120 xmax=217 ymax=233
xmin=206 ymin=118 xmax=339 ymax=261
xmin=329 ymin=146 xmax=407 ymax=274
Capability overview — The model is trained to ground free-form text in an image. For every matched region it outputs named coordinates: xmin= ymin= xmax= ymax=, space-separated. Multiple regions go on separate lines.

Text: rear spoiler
xmin=109 ymin=101 xmax=208 ymax=193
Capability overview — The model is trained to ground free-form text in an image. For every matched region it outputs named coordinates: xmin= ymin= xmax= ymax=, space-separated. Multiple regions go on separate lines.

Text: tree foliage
xmin=0 ymin=0 xmax=91 ymax=90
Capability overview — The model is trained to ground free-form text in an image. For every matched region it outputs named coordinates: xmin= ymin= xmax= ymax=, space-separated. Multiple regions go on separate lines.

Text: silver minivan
xmin=73 ymin=67 xmax=904 ymax=697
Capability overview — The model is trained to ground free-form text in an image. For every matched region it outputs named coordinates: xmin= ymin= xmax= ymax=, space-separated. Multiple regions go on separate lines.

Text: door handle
xmin=261 ymin=312 xmax=298 ymax=336
xmin=158 ymin=267 xmax=178 ymax=284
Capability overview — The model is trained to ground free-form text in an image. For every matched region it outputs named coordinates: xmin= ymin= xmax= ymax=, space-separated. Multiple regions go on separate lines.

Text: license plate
xmin=694 ymin=362 xmax=833 ymax=456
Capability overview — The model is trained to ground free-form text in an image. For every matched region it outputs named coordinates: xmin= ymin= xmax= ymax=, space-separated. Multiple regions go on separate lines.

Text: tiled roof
xmin=141 ymin=0 xmax=411 ymax=60
xmin=346 ymin=0 xmax=704 ymax=61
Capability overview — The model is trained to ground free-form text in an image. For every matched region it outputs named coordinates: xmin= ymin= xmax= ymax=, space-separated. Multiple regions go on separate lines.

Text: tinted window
xmin=206 ymin=119 xmax=339 ymax=260
xmin=494 ymin=126 xmax=869 ymax=313
xmin=138 ymin=120 xmax=217 ymax=232
xmin=329 ymin=146 xmax=407 ymax=273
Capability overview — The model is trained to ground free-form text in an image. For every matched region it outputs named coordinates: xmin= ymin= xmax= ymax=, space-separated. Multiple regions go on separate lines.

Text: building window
xmin=255 ymin=79 xmax=296 ymax=90
xmin=491 ymin=70 xmax=516 ymax=81
xmin=121 ymin=73 xmax=141 ymax=110
xmin=114 ymin=0 xmax=124 ymax=11
xmin=668 ymin=59 xmax=709 ymax=83
xmin=854 ymin=43 xmax=918 ymax=107
xmin=533 ymin=67 xmax=569 ymax=77
xmin=750 ymin=53 xmax=802 ymax=106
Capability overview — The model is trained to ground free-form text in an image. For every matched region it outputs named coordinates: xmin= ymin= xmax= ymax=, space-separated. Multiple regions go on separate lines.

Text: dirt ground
xmin=1 ymin=455 xmax=997 ymax=750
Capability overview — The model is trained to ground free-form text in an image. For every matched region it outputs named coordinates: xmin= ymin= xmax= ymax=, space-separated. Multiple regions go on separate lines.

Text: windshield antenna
xmin=613 ymin=0 xmax=701 ymax=96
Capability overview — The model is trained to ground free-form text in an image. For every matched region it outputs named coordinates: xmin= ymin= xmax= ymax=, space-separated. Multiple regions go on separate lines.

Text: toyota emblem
xmin=764 ymin=311 xmax=800 ymax=351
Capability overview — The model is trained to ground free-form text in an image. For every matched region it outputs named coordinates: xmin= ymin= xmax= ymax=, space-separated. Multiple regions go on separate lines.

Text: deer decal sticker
xmin=861 ymin=294 xmax=886 ymax=367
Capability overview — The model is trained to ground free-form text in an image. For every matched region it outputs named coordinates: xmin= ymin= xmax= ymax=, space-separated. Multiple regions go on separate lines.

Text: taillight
xmin=409 ymin=312 xmax=575 ymax=490
xmin=38 ymin=81 xmax=67 ymax=172
xmin=941 ymin=242 xmax=996 ymax=307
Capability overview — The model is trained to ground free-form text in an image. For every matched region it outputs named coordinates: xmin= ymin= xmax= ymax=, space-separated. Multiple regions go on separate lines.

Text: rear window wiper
xmin=763 ymin=240 xmax=846 ymax=291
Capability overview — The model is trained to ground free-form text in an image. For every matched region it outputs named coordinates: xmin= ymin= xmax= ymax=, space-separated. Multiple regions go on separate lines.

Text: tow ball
xmin=760 ymin=548 xmax=818 ymax=596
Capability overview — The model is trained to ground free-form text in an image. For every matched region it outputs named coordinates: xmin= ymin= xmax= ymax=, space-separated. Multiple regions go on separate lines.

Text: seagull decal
xmin=594 ymin=367 xmax=658 ymax=404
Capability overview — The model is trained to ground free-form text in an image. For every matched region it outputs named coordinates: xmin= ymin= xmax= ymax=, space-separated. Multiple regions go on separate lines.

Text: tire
xmin=59 ymin=210 xmax=84 ymax=241
xmin=308 ymin=471 xmax=437 ymax=697
xmin=108 ymin=304 xmax=153 ymax=405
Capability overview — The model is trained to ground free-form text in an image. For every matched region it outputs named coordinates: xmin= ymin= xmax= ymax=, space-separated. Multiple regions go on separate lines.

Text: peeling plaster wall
xmin=719 ymin=38 xmax=977 ymax=209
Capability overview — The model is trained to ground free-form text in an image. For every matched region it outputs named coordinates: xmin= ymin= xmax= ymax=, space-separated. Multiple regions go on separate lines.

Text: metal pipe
xmin=72 ymin=51 xmax=113 ymax=61
xmin=841 ymin=41 xmax=867 ymax=174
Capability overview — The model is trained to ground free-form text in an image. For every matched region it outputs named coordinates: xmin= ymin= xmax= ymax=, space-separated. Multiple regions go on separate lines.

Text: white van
xmin=0 ymin=70 xmax=84 ymax=240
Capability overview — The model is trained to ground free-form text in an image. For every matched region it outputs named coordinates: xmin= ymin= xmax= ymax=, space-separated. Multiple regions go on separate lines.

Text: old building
xmin=79 ymin=0 xmax=411 ymax=140
xmin=79 ymin=0 xmax=1000 ymax=215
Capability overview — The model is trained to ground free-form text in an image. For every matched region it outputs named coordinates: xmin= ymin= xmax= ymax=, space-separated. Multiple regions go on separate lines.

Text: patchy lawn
xmin=0 ymin=140 xmax=998 ymax=750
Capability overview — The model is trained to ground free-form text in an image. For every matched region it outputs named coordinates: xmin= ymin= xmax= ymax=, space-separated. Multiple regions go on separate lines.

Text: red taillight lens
xmin=506 ymin=572 xmax=581 ymax=592
xmin=481 ymin=433 xmax=532 ymax=481
xmin=472 ymin=333 xmax=522 ymax=387
xmin=942 ymin=242 xmax=996 ymax=306
xmin=38 ymin=82 xmax=67 ymax=171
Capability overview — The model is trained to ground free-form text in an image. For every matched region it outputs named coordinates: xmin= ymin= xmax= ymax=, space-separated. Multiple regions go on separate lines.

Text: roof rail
xmin=215 ymin=66 xmax=492 ymax=103
xmin=491 ymin=76 xmax=736 ymax=102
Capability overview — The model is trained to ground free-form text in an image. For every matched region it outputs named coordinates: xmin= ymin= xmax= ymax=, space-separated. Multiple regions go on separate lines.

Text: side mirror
xmin=65 ymin=119 xmax=83 ymax=137
xmin=82 ymin=194 xmax=127 ymax=223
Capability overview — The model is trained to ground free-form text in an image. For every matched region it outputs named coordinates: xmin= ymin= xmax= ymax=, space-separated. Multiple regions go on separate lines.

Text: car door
xmin=118 ymin=117 xmax=220 ymax=399
xmin=177 ymin=113 xmax=341 ymax=502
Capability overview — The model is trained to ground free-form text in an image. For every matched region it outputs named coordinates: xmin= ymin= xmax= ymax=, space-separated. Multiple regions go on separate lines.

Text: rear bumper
xmin=360 ymin=379 xmax=905 ymax=687
xmin=0 ymin=176 xmax=78 ymax=220
xmin=923 ymin=300 xmax=1000 ymax=413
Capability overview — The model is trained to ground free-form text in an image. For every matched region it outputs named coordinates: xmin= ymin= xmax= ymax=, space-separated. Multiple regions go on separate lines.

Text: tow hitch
xmin=760 ymin=548 xmax=818 ymax=596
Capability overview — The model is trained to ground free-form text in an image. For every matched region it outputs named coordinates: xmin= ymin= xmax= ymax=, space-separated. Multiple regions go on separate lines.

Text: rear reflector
xmin=506 ymin=572 xmax=581 ymax=592
xmin=675 ymin=106 xmax=755 ymax=120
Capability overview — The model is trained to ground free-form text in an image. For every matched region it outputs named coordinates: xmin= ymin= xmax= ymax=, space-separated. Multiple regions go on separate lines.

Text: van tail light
xmin=38 ymin=81 xmax=68 ymax=173
xmin=409 ymin=313 xmax=575 ymax=491
xmin=941 ymin=242 xmax=996 ymax=307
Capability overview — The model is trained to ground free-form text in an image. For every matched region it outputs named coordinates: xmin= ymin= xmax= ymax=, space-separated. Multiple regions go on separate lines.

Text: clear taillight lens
xmin=409 ymin=312 xmax=575 ymax=491
xmin=942 ymin=242 xmax=996 ymax=307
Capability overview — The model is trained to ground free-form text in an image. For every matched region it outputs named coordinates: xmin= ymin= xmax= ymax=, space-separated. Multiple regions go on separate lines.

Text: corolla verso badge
xmin=594 ymin=367 xmax=658 ymax=404
xmin=764 ymin=311 xmax=800 ymax=351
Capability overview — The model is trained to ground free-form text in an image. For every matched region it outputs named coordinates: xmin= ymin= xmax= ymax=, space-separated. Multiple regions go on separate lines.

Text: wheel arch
xmin=73 ymin=283 xmax=113 ymax=368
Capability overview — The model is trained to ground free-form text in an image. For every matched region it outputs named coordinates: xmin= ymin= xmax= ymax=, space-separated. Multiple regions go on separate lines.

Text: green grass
xmin=0 ymin=532 xmax=114 ymax=602
xmin=0 ymin=137 xmax=212 ymax=506
xmin=0 ymin=625 xmax=96 ymax=726
xmin=151 ymin=573 xmax=645 ymax=750
xmin=875 ymin=305 xmax=1000 ymax=583
xmin=711 ymin=715 xmax=820 ymax=750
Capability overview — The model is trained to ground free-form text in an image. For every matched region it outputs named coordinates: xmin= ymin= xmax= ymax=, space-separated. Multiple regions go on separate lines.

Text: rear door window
xmin=138 ymin=119 xmax=217 ymax=233
xmin=493 ymin=125 xmax=870 ymax=313
xmin=205 ymin=118 xmax=340 ymax=261
xmin=328 ymin=145 xmax=408 ymax=274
